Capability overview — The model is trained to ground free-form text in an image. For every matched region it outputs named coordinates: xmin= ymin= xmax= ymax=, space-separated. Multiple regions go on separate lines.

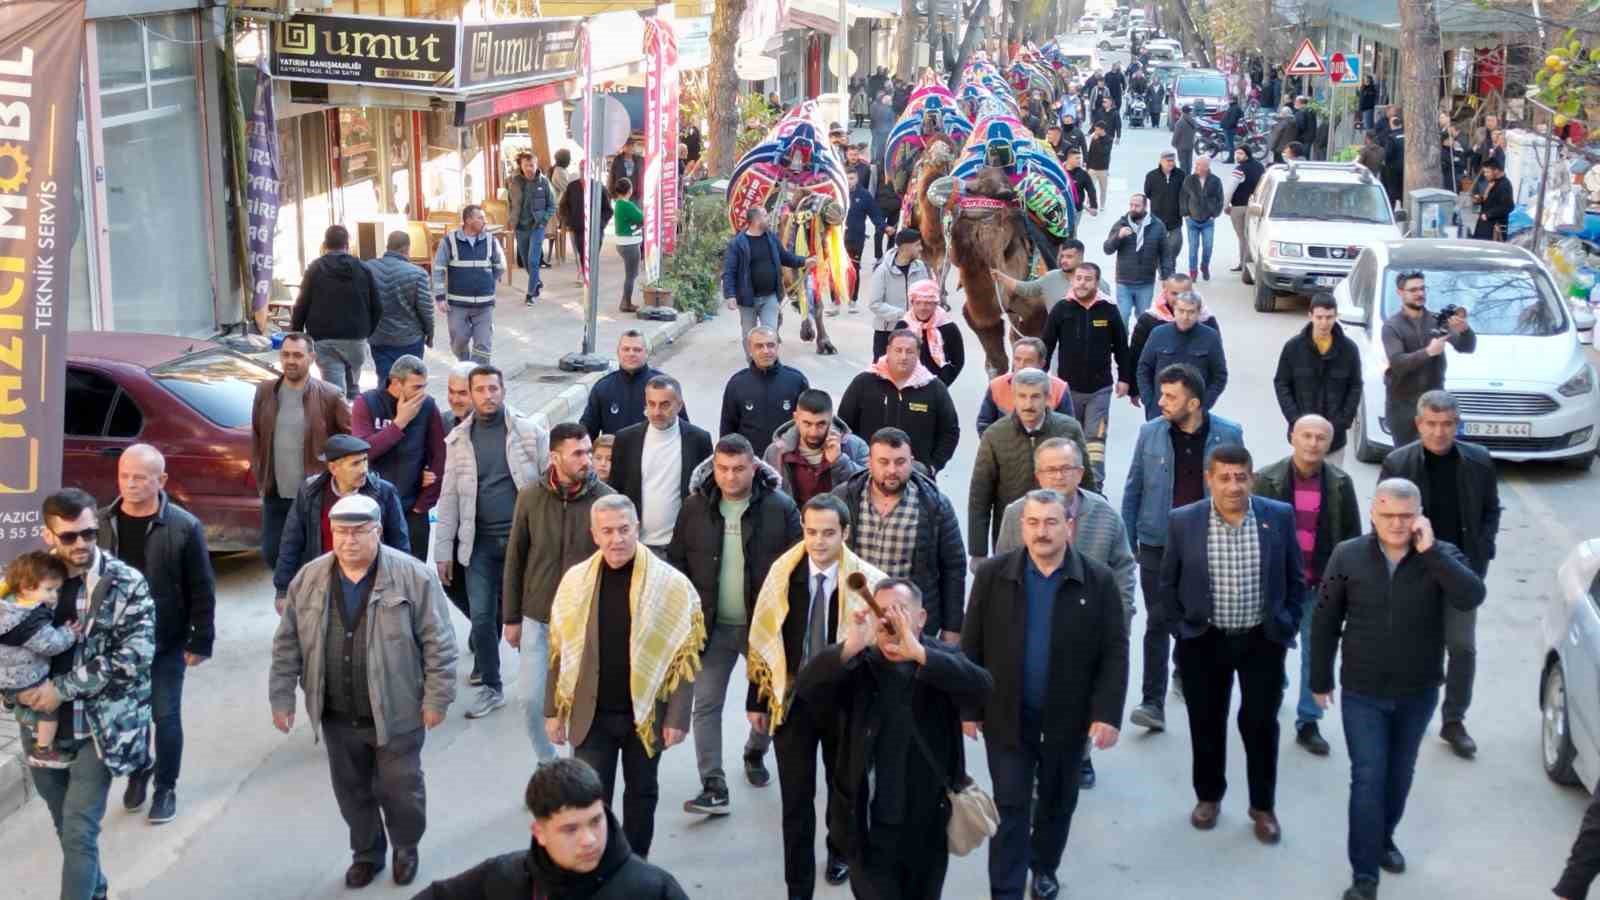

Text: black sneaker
xmin=123 ymin=766 xmax=153 ymax=811
xmin=1342 ymin=877 xmax=1378 ymax=900
xmin=1440 ymin=721 xmax=1477 ymax=758
xmin=148 ymin=788 xmax=177 ymax=824
xmin=683 ymin=777 xmax=730 ymax=815
xmin=1296 ymin=722 xmax=1331 ymax=756
xmin=744 ymin=751 xmax=771 ymax=788
xmin=524 ymin=295 xmax=537 ymax=308
xmin=1380 ymin=843 xmax=1406 ymax=874
xmin=824 ymin=851 xmax=849 ymax=885
xmin=1129 ymin=703 xmax=1166 ymax=732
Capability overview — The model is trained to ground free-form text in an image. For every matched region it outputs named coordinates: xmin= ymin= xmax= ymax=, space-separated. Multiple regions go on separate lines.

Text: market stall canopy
xmin=784 ymin=0 xmax=897 ymax=32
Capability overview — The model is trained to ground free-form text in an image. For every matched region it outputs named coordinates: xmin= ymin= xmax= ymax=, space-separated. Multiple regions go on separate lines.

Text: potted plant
xmin=655 ymin=194 xmax=734 ymax=320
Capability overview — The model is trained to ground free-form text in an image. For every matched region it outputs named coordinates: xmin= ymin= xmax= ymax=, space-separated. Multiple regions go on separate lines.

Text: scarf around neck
xmin=910 ymin=306 xmax=954 ymax=368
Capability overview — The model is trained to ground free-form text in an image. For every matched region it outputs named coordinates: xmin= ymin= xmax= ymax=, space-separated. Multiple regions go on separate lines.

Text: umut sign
xmin=272 ymin=14 xmax=457 ymax=89
xmin=460 ymin=19 xmax=580 ymax=90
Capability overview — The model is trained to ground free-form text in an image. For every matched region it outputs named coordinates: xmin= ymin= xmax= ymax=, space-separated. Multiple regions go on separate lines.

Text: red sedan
xmin=64 ymin=332 xmax=278 ymax=552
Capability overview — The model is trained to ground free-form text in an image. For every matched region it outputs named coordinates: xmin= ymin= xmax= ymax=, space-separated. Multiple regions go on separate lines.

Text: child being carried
xmin=0 ymin=551 xmax=79 ymax=768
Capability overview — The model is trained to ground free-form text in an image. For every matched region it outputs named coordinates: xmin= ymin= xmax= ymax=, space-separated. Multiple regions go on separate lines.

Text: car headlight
xmin=1558 ymin=365 xmax=1595 ymax=397
xmin=1269 ymin=241 xmax=1302 ymax=258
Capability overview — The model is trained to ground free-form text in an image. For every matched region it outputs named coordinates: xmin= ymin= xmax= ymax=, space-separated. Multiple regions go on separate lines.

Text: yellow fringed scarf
xmin=548 ymin=545 xmax=706 ymax=756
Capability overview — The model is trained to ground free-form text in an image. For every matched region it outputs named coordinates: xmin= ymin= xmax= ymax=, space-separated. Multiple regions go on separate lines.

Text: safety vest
xmin=445 ymin=231 xmax=500 ymax=306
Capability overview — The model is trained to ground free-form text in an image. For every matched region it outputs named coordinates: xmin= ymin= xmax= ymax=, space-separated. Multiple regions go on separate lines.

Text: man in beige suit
xmin=544 ymin=494 xmax=703 ymax=859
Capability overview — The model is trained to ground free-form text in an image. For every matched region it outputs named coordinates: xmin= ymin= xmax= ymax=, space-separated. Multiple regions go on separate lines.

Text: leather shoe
xmin=1248 ymin=808 xmax=1282 ymax=845
xmin=1440 ymin=721 xmax=1477 ymax=758
xmin=1030 ymin=870 xmax=1061 ymax=899
xmin=1342 ymin=878 xmax=1378 ymax=899
xmin=345 ymin=861 xmax=384 ymax=888
xmin=1189 ymin=801 xmax=1219 ymax=830
xmin=1381 ymin=844 xmax=1406 ymax=874
xmin=1078 ymin=754 xmax=1096 ymax=789
xmin=1296 ymin=722 xmax=1331 ymax=756
xmin=393 ymin=848 xmax=419 ymax=886
xmin=824 ymin=851 xmax=849 ymax=885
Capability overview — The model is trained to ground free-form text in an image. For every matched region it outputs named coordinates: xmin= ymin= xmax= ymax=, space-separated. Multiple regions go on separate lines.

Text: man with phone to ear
xmin=1311 ymin=478 xmax=1485 ymax=900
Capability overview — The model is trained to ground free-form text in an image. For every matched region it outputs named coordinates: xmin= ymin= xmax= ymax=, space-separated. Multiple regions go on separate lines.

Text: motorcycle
xmin=1126 ymin=95 xmax=1148 ymax=128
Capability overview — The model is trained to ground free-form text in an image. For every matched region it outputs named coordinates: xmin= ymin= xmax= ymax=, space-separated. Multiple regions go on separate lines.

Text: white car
xmin=1333 ymin=239 xmax=1600 ymax=466
xmin=1144 ymin=38 xmax=1182 ymax=61
xmin=1542 ymin=538 xmax=1600 ymax=791
xmin=1245 ymin=161 xmax=1404 ymax=311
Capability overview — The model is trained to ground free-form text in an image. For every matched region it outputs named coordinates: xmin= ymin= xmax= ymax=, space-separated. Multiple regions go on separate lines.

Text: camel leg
xmin=812 ymin=302 xmax=837 ymax=355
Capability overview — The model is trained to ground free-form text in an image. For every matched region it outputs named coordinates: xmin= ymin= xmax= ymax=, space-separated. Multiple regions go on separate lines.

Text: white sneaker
xmin=465 ymin=688 xmax=506 ymax=719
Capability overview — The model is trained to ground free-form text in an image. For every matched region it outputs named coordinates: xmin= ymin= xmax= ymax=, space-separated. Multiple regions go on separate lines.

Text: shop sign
xmin=271 ymin=14 xmax=457 ymax=90
xmin=245 ymin=59 xmax=281 ymax=314
xmin=0 ymin=0 xmax=85 ymax=557
xmin=642 ymin=18 xmax=679 ymax=280
xmin=460 ymin=18 xmax=581 ymax=90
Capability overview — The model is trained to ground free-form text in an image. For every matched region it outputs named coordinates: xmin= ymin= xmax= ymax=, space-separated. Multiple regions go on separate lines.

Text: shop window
xmin=424 ymin=109 xmax=464 ymax=216
xmin=339 ymin=107 xmax=382 ymax=222
xmin=384 ymin=110 xmax=413 ymax=217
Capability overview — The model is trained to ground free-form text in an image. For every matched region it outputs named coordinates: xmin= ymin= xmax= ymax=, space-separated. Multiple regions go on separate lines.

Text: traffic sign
xmin=1328 ymin=51 xmax=1350 ymax=84
xmin=1285 ymin=37 xmax=1326 ymax=76
xmin=1337 ymin=53 xmax=1361 ymax=84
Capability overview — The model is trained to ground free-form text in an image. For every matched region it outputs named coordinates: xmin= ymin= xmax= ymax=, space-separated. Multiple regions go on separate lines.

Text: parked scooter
xmin=1126 ymin=95 xmax=1148 ymax=128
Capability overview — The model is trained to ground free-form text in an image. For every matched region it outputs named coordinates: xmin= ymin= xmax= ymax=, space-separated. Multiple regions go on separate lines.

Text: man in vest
xmin=352 ymin=355 xmax=447 ymax=562
xmin=433 ymin=205 xmax=506 ymax=365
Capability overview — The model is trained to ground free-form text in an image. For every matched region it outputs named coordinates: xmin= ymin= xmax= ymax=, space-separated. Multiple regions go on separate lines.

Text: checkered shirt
xmin=1207 ymin=503 xmax=1263 ymax=630
xmin=856 ymin=480 xmax=920 ymax=578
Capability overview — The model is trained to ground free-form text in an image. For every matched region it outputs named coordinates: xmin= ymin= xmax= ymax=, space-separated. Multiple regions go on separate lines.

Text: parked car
xmin=1331 ymin=240 xmax=1600 ymax=466
xmin=63 ymin=332 xmax=280 ymax=552
xmin=1245 ymin=161 xmax=1403 ymax=308
xmin=1541 ymin=538 xmax=1600 ymax=791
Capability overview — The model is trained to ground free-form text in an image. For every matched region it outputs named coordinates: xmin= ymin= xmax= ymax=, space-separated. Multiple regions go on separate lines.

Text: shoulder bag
xmin=907 ymin=711 xmax=999 ymax=856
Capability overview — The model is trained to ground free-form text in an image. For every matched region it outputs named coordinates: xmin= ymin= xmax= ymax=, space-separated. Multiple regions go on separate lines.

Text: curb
xmin=525 ymin=312 xmax=701 ymax=425
xmin=0 ymin=719 xmax=30 ymax=823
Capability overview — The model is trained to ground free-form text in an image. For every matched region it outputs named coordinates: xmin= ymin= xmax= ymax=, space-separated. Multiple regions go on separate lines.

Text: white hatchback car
xmin=1332 ymin=239 xmax=1600 ymax=467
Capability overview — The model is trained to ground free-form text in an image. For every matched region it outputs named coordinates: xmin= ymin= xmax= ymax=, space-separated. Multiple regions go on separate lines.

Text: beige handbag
xmin=909 ymin=719 xmax=1000 ymax=856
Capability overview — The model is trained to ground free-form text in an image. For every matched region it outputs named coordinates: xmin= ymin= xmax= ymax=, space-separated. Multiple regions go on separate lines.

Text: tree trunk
xmin=707 ymin=0 xmax=748 ymax=177
xmin=1168 ymin=0 xmax=1212 ymax=68
xmin=897 ymin=0 xmax=917 ymax=77
xmin=947 ymin=0 xmax=987 ymax=89
xmin=1399 ymin=0 xmax=1441 ymax=201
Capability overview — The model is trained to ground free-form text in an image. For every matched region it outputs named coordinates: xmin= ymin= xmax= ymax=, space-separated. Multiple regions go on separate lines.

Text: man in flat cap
xmin=270 ymin=494 xmax=459 ymax=889
xmin=273 ymin=434 xmax=410 ymax=614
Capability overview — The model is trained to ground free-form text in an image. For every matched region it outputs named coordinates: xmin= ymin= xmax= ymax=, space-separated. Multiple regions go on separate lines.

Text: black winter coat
xmin=667 ymin=458 xmax=802 ymax=630
xmin=579 ymin=365 xmax=689 ymax=438
xmin=1143 ymin=166 xmax=1187 ymax=229
xmin=291 ymin=252 xmax=382 ymax=341
xmin=1179 ymin=172 xmax=1225 ymax=224
xmin=1271 ymin=322 xmax=1363 ymax=449
xmin=1085 ymin=133 xmax=1114 ymax=170
xmin=832 ymin=469 xmax=967 ymax=634
xmin=101 ymin=493 xmax=216 ymax=656
xmin=837 ymin=370 xmax=961 ymax=472
xmin=606 ymin=421 xmax=714 ymax=533
xmin=1378 ymin=441 xmax=1502 ymax=575
xmin=718 ymin=361 xmax=809 ymax=458
xmin=1101 ymin=215 xmax=1167 ymax=286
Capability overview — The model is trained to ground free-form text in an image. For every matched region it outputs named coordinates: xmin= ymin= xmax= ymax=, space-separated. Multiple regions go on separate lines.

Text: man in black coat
xmin=1377 ymin=390 xmax=1501 ymax=759
xmin=606 ymin=376 xmax=713 ymax=554
xmin=1143 ymin=149 xmax=1187 ymax=281
xmin=1102 ymin=193 xmax=1168 ymax=321
xmin=719 ymin=327 xmax=809 ymax=458
xmin=1271 ymin=295 xmax=1363 ymax=457
xmin=963 ymin=489 xmax=1128 ymax=900
xmin=1293 ymin=96 xmax=1319 ymax=150
xmin=1471 ymin=159 xmax=1513 ymax=241
xmin=837 ymin=330 xmax=962 ymax=473
xmin=580 ymin=330 xmax=689 ymax=438
xmin=668 ymin=435 xmax=801 ymax=817
xmin=795 ymin=578 xmax=993 ymax=900
xmin=291 ymin=225 xmax=383 ymax=400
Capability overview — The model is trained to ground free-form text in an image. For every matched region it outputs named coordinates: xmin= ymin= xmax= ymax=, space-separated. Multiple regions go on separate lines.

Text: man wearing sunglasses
xmin=19 ymin=488 xmax=156 ymax=900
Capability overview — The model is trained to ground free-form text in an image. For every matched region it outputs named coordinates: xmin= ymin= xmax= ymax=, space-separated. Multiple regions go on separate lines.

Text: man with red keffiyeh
xmin=892 ymin=279 xmax=966 ymax=386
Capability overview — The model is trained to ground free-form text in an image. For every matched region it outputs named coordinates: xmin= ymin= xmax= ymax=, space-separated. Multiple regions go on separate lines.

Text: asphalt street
xmin=2 ymin=118 xmax=1596 ymax=900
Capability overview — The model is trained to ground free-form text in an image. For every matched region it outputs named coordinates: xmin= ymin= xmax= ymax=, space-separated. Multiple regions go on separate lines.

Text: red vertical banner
xmin=643 ymin=19 xmax=679 ymax=282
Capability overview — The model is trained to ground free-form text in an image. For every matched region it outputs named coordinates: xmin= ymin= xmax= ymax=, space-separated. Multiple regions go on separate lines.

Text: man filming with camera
xmin=1380 ymin=271 xmax=1475 ymax=448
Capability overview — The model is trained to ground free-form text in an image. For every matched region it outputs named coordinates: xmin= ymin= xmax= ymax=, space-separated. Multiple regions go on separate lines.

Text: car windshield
xmin=1270 ymin=181 xmax=1393 ymax=223
xmin=1380 ymin=266 xmax=1569 ymax=336
xmin=1176 ymin=74 xmax=1226 ymax=97
xmin=151 ymin=349 xmax=279 ymax=429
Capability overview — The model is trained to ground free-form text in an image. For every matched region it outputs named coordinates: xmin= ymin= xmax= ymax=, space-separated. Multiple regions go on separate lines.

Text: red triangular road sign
xmin=1285 ymin=37 xmax=1326 ymax=76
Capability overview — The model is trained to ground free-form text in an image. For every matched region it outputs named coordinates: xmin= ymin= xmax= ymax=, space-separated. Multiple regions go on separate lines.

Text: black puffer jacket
xmin=1271 ymin=323 xmax=1363 ymax=450
xmin=291 ymin=251 xmax=382 ymax=340
xmin=1101 ymin=214 xmax=1167 ymax=286
xmin=667 ymin=457 xmax=802 ymax=631
xmin=832 ymin=468 xmax=966 ymax=635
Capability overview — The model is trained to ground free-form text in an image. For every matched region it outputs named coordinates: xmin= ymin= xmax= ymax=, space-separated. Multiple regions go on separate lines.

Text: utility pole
xmin=1398 ymin=0 xmax=1441 ymax=202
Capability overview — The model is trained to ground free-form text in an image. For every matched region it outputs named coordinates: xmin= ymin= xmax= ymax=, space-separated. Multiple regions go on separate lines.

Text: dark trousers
xmin=1343 ymin=686 xmax=1440 ymax=883
xmin=987 ymin=713 xmax=1084 ymax=899
xmin=150 ymin=646 xmax=187 ymax=790
xmin=1175 ymin=625 xmax=1287 ymax=811
xmin=260 ymin=495 xmax=295 ymax=572
xmin=1136 ymin=544 xmax=1173 ymax=708
xmin=442 ymin=557 xmax=481 ymax=660
xmin=576 ymin=710 xmax=662 ymax=858
xmin=1442 ymin=604 xmax=1477 ymax=724
xmin=371 ymin=341 xmax=425 ymax=386
xmin=775 ymin=697 xmax=844 ymax=898
xmin=1157 ymin=226 xmax=1183 ymax=280
xmin=874 ymin=205 xmax=901 ymax=258
xmin=404 ymin=509 xmax=430 ymax=563
xmin=464 ymin=535 xmax=508 ymax=692
xmin=31 ymin=736 xmax=112 ymax=900
xmin=846 ymin=239 xmax=865 ymax=303
xmin=1385 ymin=395 xmax=1420 ymax=449
xmin=321 ymin=719 xmax=427 ymax=866
xmin=849 ymin=820 xmax=949 ymax=900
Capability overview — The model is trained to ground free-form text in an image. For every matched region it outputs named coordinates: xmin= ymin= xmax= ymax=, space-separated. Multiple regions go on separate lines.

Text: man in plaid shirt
xmin=1157 ymin=443 xmax=1305 ymax=846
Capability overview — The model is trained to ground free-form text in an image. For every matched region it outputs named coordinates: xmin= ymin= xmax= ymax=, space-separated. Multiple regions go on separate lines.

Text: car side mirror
xmin=1336 ymin=300 xmax=1365 ymax=328
xmin=1393 ymin=208 xmax=1409 ymax=224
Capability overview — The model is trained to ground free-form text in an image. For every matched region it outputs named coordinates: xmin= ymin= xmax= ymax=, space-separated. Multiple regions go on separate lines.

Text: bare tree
xmin=946 ymin=0 xmax=990 ymax=89
xmin=707 ymin=0 xmax=749 ymax=177
xmin=1399 ymin=0 xmax=1441 ymax=199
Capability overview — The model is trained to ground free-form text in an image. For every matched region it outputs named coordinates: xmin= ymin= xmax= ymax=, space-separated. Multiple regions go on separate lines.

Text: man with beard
xmin=762 ymin=389 xmax=869 ymax=507
xmin=1379 ymin=271 xmax=1473 ymax=448
xmin=1143 ymin=149 xmax=1187 ymax=282
xmin=838 ymin=331 xmax=961 ymax=474
xmin=1036 ymin=263 xmax=1134 ymax=482
xmin=1102 ymin=193 xmax=1167 ymax=322
xmin=1271 ymin=296 xmax=1363 ymax=461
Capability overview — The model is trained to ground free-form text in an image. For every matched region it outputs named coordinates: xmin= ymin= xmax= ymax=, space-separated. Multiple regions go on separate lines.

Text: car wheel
xmin=1352 ymin=398 xmax=1385 ymax=464
xmin=1099 ymin=41 xmax=1111 ymax=50
xmin=1253 ymin=267 xmax=1277 ymax=312
xmin=1543 ymin=662 xmax=1582 ymax=786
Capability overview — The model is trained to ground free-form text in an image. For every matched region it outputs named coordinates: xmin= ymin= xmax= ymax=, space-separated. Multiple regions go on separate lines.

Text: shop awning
xmin=784 ymin=0 xmax=897 ymax=32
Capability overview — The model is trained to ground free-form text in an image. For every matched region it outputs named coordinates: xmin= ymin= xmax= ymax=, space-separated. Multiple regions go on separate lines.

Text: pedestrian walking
xmin=612 ymin=177 xmax=644 ymax=313
xmin=270 ymin=494 xmax=458 ymax=889
xmin=502 ymin=422 xmax=614 ymax=769
xmin=1135 ymin=291 xmax=1228 ymax=419
xmin=293 ymin=225 xmax=383 ymax=400
xmin=965 ymin=489 xmax=1128 ymax=900
xmin=1225 ymin=147 xmax=1266 ymax=275
xmin=252 ymin=332 xmax=352 ymax=571
xmin=1181 ymin=157 xmax=1225 ymax=281
xmin=1268 ymin=107 xmax=1296 ymax=165
xmin=580 ymin=330 xmax=690 ymax=438
xmin=865 ymin=231 xmax=930 ymax=359
xmin=1092 ymin=95 xmax=1122 ymax=144
xmin=545 ymin=495 xmax=703 ymax=860
xmin=1085 ymin=122 xmax=1113 ymax=204
xmin=669 ymin=435 xmax=800 ymax=816
xmin=1102 ymin=193 xmax=1167 ymax=322
xmin=972 ymin=337 xmax=1074 ymax=437
xmin=1358 ymin=76 xmax=1378 ymax=131
xmin=1313 ymin=478 xmax=1486 ymax=900
xmin=410 ymin=758 xmax=690 ymax=899
xmin=1293 ymin=96 xmax=1319 ymax=150
xmin=1253 ymin=415 xmax=1362 ymax=757
xmin=433 ymin=365 xmax=551 ymax=720
xmin=1128 ymin=275 xmax=1221 ymax=384
xmin=21 ymin=488 xmax=154 ymax=900
xmin=559 ymin=170 xmax=612 ymax=276
xmin=1144 ymin=149 xmax=1187 ymax=282
xmin=1122 ymin=364 xmax=1245 ymax=732
xmin=837 ymin=330 xmax=962 ymax=474
xmin=1377 ymin=390 xmax=1501 ymax=759
xmin=365 ymin=231 xmax=434 ymax=384
xmin=746 ymin=494 xmax=888 ymax=896
xmin=352 ymin=355 xmax=447 ymax=562
xmin=606 ymin=375 xmax=713 ymax=556
xmin=870 ymin=91 xmax=896 ymax=168
xmin=433 ymin=205 xmax=507 ymax=365
xmin=507 ymin=151 xmax=557 ymax=306
xmin=892 ymin=279 xmax=966 ymax=386
xmin=719 ymin=326 xmax=810 ymax=457
xmin=1556 ymin=790 xmax=1600 ymax=900
xmin=832 ymin=428 xmax=967 ymax=643
xmin=439 ymin=363 xmax=476 ymax=646
xmin=1171 ymin=108 xmax=1197 ymax=174
xmin=1160 ymin=443 xmax=1305 ymax=844
xmin=1272 ymin=296 xmax=1363 ymax=459
xmin=100 ymin=444 xmax=215 ymax=825
xmin=1034 ymin=262 xmax=1133 ymax=478
xmin=795 ymin=578 xmax=992 ymax=898
xmin=1380 ymin=271 xmax=1475 ymax=447
xmin=722 ymin=206 xmax=814 ymax=340
xmin=1381 ymin=118 xmax=1406 ymax=207
xmin=844 ymin=169 xmax=889 ymax=309
xmin=761 ymin=388 xmax=868 ymax=507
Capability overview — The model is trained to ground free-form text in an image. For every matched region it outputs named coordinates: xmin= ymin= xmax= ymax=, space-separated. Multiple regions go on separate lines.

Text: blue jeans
xmin=1360 ymin=108 xmax=1374 ymax=130
xmin=151 ymin=645 xmax=187 ymax=790
xmin=465 ymin=535 xmax=508 ymax=693
xmin=31 ymin=737 xmax=113 ymax=900
xmin=370 ymin=340 xmax=425 ymax=386
xmin=517 ymin=225 xmax=545 ymax=296
xmin=1296 ymin=611 xmax=1322 ymax=728
xmin=260 ymin=495 xmax=295 ymax=572
xmin=1342 ymin=686 xmax=1440 ymax=884
xmin=518 ymin=617 xmax=557 ymax=763
xmin=1115 ymin=282 xmax=1155 ymax=323
xmin=1186 ymin=218 xmax=1216 ymax=272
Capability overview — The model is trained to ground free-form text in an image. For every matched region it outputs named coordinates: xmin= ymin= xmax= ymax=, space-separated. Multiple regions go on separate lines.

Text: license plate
xmin=1314 ymin=276 xmax=1340 ymax=287
xmin=1462 ymin=421 xmax=1532 ymax=437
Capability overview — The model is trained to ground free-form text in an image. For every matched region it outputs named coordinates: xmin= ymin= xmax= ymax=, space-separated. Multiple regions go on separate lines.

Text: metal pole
xmin=838 ymin=0 xmax=848 ymax=97
xmin=1532 ymin=115 xmax=1553 ymax=254
xmin=584 ymin=104 xmax=602 ymax=355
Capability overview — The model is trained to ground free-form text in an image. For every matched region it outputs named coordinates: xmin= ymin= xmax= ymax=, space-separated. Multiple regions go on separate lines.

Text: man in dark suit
xmin=1377 ymin=390 xmax=1500 ymax=759
xmin=605 ymin=375 xmax=713 ymax=555
xmin=1160 ymin=443 xmax=1305 ymax=844
xmin=964 ymin=489 xmax=1129 ymax=900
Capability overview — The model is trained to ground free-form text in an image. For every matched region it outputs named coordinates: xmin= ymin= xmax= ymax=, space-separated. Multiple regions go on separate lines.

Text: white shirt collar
xmin=807 ymin=557 xmax=839 ymax=589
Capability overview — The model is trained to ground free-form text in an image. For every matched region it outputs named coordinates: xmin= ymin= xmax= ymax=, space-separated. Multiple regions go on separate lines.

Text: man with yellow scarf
xmin=544 ymin=494 xmax=704 ymax=860
xmin=747 ymin=494 xmax=888 ymax=898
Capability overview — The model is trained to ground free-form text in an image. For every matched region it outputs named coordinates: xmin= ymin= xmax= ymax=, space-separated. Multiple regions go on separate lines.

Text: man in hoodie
xmin=838 ymin=330 xmax=962 ymax=474
xmin=1180 ymin=156 xmax=1226 ymax=281
xmin=1136 ymin=291 xmax=1229 ymax=419
xmin=365 ymin=231 xmax=434 ymax=385
xmin=1226 ymin=146 xmax=1266 ymax=275
xmin=293 ymin=225 xmax=383 ymax=400
xmin=892 ymin=280 xmax=965 ymax=387
xmin=1102 ymin=193 xmax=1168 ymax=322
xmin=843 ymin=170 xmax=891 ymax=310
xmin=433 ymin=205 xmax=508 ymax=366
xmin=762 ymin=389 xmax=869 ymax=507
xmin=866 ymin=231 xmax=931 ymax=359
xmin=1143 ymin=149 xmax=1187 ymax=281
xmin=670 ymin=435 xmax=801 ymax=817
